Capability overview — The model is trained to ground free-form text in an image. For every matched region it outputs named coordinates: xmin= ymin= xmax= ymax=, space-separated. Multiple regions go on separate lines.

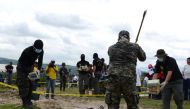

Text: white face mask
xmin=119 ymin=36 xmax=129 ymax=42
xmin=33 ymin=46 xmax=42 ymax=53
xmin=158 ymin=57 xmax=164 ymax=62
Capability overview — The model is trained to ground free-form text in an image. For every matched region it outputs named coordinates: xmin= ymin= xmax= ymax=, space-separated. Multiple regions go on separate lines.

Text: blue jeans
xmin=46 ymin=77 xmax=55 ymax=98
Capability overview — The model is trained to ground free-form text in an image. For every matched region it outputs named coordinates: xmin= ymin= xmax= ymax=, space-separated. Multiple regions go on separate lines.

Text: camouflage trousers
xmin=105 ymin=75 xmax=139 ymax=109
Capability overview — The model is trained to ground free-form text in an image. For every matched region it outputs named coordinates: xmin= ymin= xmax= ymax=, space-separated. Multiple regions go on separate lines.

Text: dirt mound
xmin=0 ymin=90 xmax=20 ymax=105
xmin=1 ymin=90 xmax=148 ymax=109
xmin=0 ymin=90 xmax=109 ymax=109
xmin=34 ymin=96 xmax=108 ymax=109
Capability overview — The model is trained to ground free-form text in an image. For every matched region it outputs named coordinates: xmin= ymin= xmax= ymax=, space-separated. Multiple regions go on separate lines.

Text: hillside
xmin=0 ymin=57 xmax=18 ymax=65
xmin=0 ymin=57 xmax=77 ymax=75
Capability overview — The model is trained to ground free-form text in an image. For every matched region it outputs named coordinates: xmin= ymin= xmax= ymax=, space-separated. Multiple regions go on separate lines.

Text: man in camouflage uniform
xmin=105 ymin=30 xmax=146 ymax=109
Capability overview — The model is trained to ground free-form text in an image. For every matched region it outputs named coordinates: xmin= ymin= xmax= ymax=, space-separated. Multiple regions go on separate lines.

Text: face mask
xmin=35 ymin=49 xmax=42 ymax=53
xmin=158 ymin=57 xmax=164 ymax=62
xmin=33 ymin=46 xmax=42 ymax=53
xmin=81 ymin=57 xmax=85 ymax=60
xmin=119 ymin=36 xmax=129 ymax=42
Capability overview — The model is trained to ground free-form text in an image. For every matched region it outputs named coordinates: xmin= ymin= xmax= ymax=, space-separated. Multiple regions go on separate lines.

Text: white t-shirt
xmin=182 ymin=65 xmax=190 ymax=79
xmin=148 ymin=68 xmax=154 ymax=75
xmin=136 ymin=68 xmax=141 ymax=86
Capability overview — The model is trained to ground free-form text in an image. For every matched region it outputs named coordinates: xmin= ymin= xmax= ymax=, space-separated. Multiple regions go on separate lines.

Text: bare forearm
xmin=153 ymin=73 xmax=158 ymax=79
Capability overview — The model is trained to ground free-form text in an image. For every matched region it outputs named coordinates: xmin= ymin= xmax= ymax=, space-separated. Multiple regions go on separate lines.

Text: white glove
xmin=36 ymin=70 xmax=40 ymax=79
xmin=92 ymin=72 xmax=95 ymax=78
xmin=28 ymin=72 xmax=38 ymax=81
xmin=160 ymin=81 xmax=168 ymax=91
xmin=28 ymin=70 xmax=40 ymax=81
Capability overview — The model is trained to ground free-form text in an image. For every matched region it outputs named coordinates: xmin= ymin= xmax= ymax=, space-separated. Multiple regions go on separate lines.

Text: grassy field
xmin=0 ymin=85 xmax=190 ymax=109
xmin=0 ymin=104 xmax=40 ymax=109
xmin=139 ymin=98 xmax=190 ymax=109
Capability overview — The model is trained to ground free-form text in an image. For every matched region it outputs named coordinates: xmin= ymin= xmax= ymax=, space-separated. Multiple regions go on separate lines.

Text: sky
xmin=0 ymin=0 xmax=190 ymax=68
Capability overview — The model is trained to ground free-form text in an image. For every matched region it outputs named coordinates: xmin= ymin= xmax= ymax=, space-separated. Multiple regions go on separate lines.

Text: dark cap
xmin=62 ymin=62 xmax=66 ymax=66
xmin=34 ymin=39 xmax=43 ymax=49
xmin=81 ymin=54 xmax=85 ymax=60
xmin=93 ymin=53 xmax=98 ymax=59
xmin=81 ymin=54 xmax=85 ymax=58
xmin=155 ymin=49 xmax=167 ymax=57
xmin=51 ymin=60 xmax=55 ymax=63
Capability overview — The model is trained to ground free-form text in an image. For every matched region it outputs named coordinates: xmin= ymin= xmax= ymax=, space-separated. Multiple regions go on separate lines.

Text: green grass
xmin=139 ymin=98 xmax=190 ymax=109
xmin=0 ymin=104 xmax=40 ymax=109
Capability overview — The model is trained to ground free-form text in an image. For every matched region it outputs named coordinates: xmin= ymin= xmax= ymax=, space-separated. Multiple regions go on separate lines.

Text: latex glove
xmin=160 ymin=81 xmax=168 ymax=91
xmin=92 ymin=72 xmax=95 ymax=78
xmin=28 ymin=72 xmax=38 ymax=81
xmin=36 ymin=70 xmax=40 ymax=79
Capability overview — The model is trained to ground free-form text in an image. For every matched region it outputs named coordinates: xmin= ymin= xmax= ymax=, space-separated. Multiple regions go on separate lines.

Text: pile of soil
xmin=0 ymin=90 xmax=109 ymax=109
xmin=0 ymin=90 xmax=148 ymax=109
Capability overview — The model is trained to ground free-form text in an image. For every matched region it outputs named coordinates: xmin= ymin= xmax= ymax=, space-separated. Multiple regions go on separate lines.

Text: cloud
xmin=61 ymin=37 xmax=74 ymax=46
xmin=144 ymin=31 xmax=190 ymax=43
xmin=0 ymin=0 xmax=189 ymax=68
xmin=36 ymin=13 xmax=92 ymax=30
xmin=0 ymin=22 xmax=48 ymax=38
xmin=109 ymin=23 xmax=133 ymax=35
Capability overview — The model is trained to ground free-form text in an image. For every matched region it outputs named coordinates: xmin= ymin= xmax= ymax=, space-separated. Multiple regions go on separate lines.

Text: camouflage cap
xmin=118 ymin=30 xmax=130 ymax=40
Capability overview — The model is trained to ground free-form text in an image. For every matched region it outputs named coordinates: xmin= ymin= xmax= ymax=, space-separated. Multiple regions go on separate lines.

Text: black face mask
xmin=81 ymin=57 xmax=85 ymax=61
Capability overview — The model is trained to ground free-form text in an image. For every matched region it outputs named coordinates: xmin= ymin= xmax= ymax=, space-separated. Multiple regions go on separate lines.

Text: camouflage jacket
xmin=108 ymin=41 xmax=146 ymax=76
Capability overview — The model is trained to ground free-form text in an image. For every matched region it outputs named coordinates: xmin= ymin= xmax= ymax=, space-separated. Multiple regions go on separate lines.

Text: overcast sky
xmin=0 ymin=0 xmax=190 ymax=68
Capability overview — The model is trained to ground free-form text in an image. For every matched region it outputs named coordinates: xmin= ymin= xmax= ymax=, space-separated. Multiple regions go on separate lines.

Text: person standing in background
xmin=77 ymin=54 xmax=90 ymax=95
xmin=5 ymin=62 xmax=14 ymax=85
xmin=45 ymin=60 xmax=58 ymax=99
xmin=92 ymin=53 xmax=103 ymax=94
xmin=59 ymin=62 xmax=68 ymax=91
xmin=182 ymin=57 xmax=190 ymax=100
xmin=136 ymin=68 xmax=142 ymax=93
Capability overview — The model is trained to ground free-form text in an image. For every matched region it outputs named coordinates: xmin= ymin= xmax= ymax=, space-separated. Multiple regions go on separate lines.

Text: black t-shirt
xmin=77 ymin=60 xmax=90 ymax=74
xmin=5 ymin=65 xmax=14 ymax=73
xmin=18 ymin=46 xmax=44 ymax=70
xmin=155 ymin=56 xmax=183 ymax=82
xmin=93 ymin=58 xmax=103 ymax=72
xmin=59 ymin=67 xmax=68 ymax=77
